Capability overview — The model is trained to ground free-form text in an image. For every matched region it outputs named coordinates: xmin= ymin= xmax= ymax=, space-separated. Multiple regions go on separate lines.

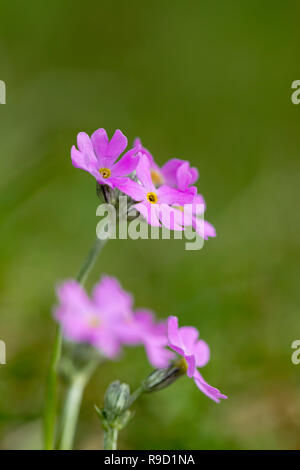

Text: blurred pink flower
xmin=71 ymin=129 xmax=139 ymax=188
xmin=167 ymin=316 xmax=227 ymax=403
xmin=54 ymin=276 xmax=133 ymax=358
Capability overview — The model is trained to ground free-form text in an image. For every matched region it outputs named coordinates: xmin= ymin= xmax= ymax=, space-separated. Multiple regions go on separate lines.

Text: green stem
xmin=126 ymin=386 xmax=144 ymax=409
xmin=43 ymin=324 xmax=62 ymax=450
xmin=43 ymin=237 xmax=107 ymax=450
xmin=102 ymin=386 xmax=144 ymax=450
xmin=57 ymin=359 xmax=98 ymax=450
xmin=57 ymin=374 xmax=86 ymax=450
xmin=104 ymin=427 xmax=118 ymax=450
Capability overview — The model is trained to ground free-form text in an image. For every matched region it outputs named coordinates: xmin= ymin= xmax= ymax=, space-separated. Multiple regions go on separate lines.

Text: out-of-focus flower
xmin=71 ymin=129 xmax=139 ymax=189
xmin=134 ymin=138 xmax=198 ymax=190
xmin=167 ymin=316 xmax=227 ymax=403
xmin=117 ymin=154 xmax=196 ymax=229
xmin=54 ymin=276 xmax=173 ymax=367
xmin=54 ymin=276 xmax=133 ymax=358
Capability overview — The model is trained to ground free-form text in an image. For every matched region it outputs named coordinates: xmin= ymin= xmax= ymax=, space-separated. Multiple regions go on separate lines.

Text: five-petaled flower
xmin=71 ymin=129 xmax=139 ymax=189
xmin=167 ymin=316 xmax=227 ymax=403
xmin=54 ymin=275 xmax=172 ymax=368
xmin=54 ymin=276 xmax=133 ymax=358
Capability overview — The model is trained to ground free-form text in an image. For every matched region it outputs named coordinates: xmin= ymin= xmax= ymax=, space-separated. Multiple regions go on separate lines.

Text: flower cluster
xmin=55 ymin=275 xmax=226 ymax=402
xmin=71 ymin=129 xmax=216 ymax=238
xmin=61 ymin=127 xmax=226 ymax=403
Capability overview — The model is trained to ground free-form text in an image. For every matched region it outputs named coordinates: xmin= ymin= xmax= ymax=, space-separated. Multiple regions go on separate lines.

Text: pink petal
xmin=116 ymin=178 xmax=146 ymax=201
xmin=71 ymin=132 xmax=98 ymax=171
xmin=77 ymin=132 xmax=95 ymax=156
xmin=176 ymin=162 xmax=193 ymax=191
xmin=92 ymin=275 xmax=133 ymax=318
xmin=133 ymin=202 xmax=161 ymax=227
xmin=145 ymin=342 xmax=174 ymax=368
xmin=189 ymin=167 xmax=199 ymax=185
xmin=158 ymin=204 xmax=185 ymax=230
xmin=111 ymin=147 xmax=139 ymax=177
xmin=185 ymin=354 xmax=196 ymax=378
xmin=194 ymin=340 xmax=210 ymax=367
xmin=56 ymin=280 xmax=90 ymax=309
xmin=91 ymin=128 xmax=109 ymax=160
xmin=179 ymin=326 xmax=199 ymax=354
xmin=71 ymin=146 xmax=92 ymax=171
xmin=167 ymin=316 xmax=183 ymax=351
xmin=192 ymin=218 xmax=216 ymax=240
xmin=133 ymin=137 xmax=156 ymax=167
xmin=158 ymin=185 xmax=194 ymax=205
xmin=161 ymin=159 xmax=184 ymax=187
xmin=192 ymin=194 xmax=206 ymax=215
xmin=193 ymin=370 xmax=227 ymax=403
xmin=136 ymin=154 xmax=155 ymax=191
xmin=106 ymin=129 xmax=127 ymax=160
xmin=93 ymin=331 xmax=121 ymax=359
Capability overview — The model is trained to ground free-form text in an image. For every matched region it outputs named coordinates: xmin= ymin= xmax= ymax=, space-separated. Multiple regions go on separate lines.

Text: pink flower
xmin=134 ymin=138 xmax=198 ymax=190
xmin=54 ymin=276 xmax=134 ymax=358
xmin=117 ymin=154 xmax=196 ymax=229
xmin=71 ymin=129 xmax=139 ymax=189
xmin=167 ymin=316 xmax=227 ymax=403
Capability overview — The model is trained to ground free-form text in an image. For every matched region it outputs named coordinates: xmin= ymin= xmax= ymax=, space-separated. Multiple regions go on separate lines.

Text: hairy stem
xmin=103 ymin=426 xmax=118 ymax=450
xmin=43 ymin=237 xmax=107 ymax=450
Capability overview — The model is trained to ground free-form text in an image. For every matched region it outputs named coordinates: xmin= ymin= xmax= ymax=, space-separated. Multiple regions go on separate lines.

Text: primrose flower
xmin=71 ymin=129 xmax=139 ymax=189
xmin=134 ymin=138 xmax=198 ymax=190
xmin=117 ymin=154 xmax=196 ymax=229
xmin=54 ymin=276 xmax=134 ymax=358
xmin=167 ymin=316 xmax=227 ymax=403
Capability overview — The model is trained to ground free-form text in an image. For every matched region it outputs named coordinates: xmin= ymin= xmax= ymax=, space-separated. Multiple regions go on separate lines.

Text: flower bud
xmin=143 ymin=359 xmax=187 ymax=393
xmin=104 ymin=381 xmax=130 ymax=418
xmin=96 ymin=183 xmax=117 ymax=205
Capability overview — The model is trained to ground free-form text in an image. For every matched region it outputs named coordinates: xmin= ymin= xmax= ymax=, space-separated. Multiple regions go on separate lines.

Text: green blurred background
xmin=0 ymin=0 xmax=300 ymax=450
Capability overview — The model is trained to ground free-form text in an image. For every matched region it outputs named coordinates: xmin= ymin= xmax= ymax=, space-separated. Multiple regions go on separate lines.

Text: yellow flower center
xmin=99 ymin=168 xmax=111 ymax=179
xmin=151 ymin=170 xmax=163 ymax=186
xmin=175 ymin=357 xmax=189 ymax=374
xmin=88 ymin=315 xmax=101 ymax=328
xmin=147 ymin=192 xmax=158 ymax=204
